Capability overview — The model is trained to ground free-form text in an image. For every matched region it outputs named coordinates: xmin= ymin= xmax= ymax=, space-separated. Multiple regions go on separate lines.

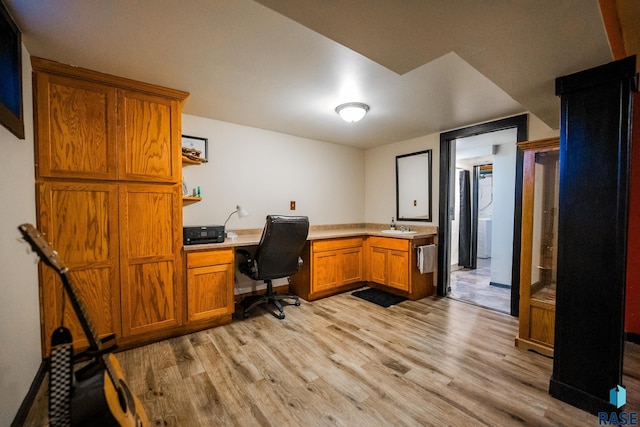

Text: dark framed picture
xmin=181 ymin=135 xmax=208 ymax=162
xmin=0 ymin=2 xmax=25 ymax=139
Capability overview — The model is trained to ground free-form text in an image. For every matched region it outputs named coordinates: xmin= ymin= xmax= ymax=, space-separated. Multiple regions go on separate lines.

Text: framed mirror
xmin=396 ymin=150 xmax=432 ymax=222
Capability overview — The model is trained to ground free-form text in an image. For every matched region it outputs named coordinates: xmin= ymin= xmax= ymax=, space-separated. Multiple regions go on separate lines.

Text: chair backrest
xmin=254 ymin=215 xmax=309 ymax=280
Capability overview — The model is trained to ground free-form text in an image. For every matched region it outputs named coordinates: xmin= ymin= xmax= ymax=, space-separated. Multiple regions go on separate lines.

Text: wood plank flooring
xmin=24 ymin=290 xmax=640 ymax=426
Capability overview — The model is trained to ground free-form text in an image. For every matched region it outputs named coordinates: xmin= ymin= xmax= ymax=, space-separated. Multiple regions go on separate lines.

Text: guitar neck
xmin=58 ymin=273 xmax=102 ymax=351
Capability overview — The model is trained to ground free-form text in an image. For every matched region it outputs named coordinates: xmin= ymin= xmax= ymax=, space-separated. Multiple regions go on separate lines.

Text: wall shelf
xmin=182 ymin=155 xmax=205 ymax=166
xmin=183 ymin=196 xmax=202 ymax=206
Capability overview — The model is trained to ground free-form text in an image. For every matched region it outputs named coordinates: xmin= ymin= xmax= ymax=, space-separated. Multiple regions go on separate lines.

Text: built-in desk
xmin=183 ymin=224 xmax=438 ymax=304
xmin=182 ymin=225 xmax=437 ymax=250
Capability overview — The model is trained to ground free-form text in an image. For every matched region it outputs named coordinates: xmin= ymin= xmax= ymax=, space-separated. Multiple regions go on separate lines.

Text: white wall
xmin=181 ymin=114 xmax=366 ymax=229
xmin=364 ymin=133 xmax=440 ymax=226
xmin=0 ymin=45 xmax=40 ymax=426
xmin=529 ymin=113 xmax=559 ymax=141
xmin=489 ymin=140 xmax=517 ymax=285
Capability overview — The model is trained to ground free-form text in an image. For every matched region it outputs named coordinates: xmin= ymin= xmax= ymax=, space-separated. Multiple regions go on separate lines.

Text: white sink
xmin=381 ymin=229 xmax=417 ymax=235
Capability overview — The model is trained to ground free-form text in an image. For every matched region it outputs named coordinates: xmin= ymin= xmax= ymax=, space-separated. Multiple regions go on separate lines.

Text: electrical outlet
xmin=290 ymin=201 xmax=296 ymax=210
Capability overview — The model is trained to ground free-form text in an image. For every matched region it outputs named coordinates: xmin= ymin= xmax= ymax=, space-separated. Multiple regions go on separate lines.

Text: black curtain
xmin=458 ymin=170 xmax=472 ymax=268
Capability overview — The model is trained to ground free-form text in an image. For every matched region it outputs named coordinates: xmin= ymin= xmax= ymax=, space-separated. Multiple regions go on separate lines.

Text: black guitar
xmin=19 ymin=223 xmax=148 ymax=426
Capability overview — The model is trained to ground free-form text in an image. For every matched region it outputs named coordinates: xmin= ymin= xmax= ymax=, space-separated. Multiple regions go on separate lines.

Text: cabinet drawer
xmin=187 ymin=249 xmax=234 ymax=268
xmin=368 ymin=236 xmax=409 ymax=252
xmin=313 ymin=237 xmax=363 ymax=252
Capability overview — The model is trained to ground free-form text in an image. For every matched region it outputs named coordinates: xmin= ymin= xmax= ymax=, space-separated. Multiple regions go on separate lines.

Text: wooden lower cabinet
xmin=290 ymin=235 xmax=436 ymax=302
xmin=36 ymin=181 xmax=185 ymax=355
xmin=118 ymin=183 xmax=183 ymax=337
xmin=37 ymin=181 xmax=121 ymax=356
xmin=366 ymin=236 xmax=434 ymax=300
xmin=368 ymin=238 xmax=410 ymax=292
xmin=185 ymin=249 xmax=235 ymax=322
xmin=291 ymin=237 xmax=364 ymax=301
xmin=312 ymin=237 xmax=363 ymax=293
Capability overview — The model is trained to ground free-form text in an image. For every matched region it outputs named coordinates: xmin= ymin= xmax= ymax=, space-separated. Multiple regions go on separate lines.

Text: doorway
xmin=448 ymin=132 xmax=514 ymax=313
xmin=437 ymin=115 xmax=528 ymax=316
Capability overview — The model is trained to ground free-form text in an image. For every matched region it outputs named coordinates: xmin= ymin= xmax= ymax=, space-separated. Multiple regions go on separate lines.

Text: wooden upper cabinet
xmin=32 ymin=57 xmax=188 ymax=183
xmin=34 ymin=72 xmax=118 ymax=180
xmin=117 ymin=90 xmax=182 ymax=182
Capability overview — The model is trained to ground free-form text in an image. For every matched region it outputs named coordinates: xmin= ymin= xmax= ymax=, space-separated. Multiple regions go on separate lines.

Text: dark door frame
xmin=437 ymin=114 xmax=528 ymax=316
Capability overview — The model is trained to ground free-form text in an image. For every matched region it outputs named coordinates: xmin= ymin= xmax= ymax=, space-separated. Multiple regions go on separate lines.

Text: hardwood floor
xmin=24 ymin=290 xmax=640 ymax=426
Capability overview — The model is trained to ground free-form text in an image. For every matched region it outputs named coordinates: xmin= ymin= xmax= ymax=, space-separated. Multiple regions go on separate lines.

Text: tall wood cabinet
xmin=32 ymin=57 xmax=188 ymax=356
xmin=515 ymin=137 xmax=559 ymax=357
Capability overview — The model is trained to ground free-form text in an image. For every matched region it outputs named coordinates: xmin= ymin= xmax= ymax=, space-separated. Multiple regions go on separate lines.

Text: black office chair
xmin=236 ymin=215 xmax=309 ymax=319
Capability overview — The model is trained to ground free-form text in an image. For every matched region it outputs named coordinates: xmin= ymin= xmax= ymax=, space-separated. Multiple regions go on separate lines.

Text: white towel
xmin=417 ymin=244 xmax=436 ymax=274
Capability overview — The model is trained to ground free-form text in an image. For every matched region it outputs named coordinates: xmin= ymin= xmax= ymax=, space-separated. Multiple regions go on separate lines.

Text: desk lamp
xmin=223 ymin=205 xmax=249 ymax=239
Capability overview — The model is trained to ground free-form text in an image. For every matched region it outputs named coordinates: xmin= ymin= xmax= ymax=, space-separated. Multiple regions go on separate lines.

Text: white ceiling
xmin=5 ymin=0 xmax=614 ymax=149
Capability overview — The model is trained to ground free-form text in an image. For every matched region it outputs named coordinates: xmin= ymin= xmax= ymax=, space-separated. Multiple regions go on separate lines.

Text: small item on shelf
xmin=197 ymin=186 xmax=201 ymax=198
xmin=182 ymin=147 xmax=208 ymax=163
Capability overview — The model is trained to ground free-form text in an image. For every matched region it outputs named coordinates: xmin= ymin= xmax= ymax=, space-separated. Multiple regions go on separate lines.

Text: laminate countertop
xmin=183 ymin=223 xmax=438 ymax=251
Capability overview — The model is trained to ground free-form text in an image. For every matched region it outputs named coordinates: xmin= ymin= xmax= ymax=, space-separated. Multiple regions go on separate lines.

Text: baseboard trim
xmin=11 ymin=360 xmax=47 ymax=427
xmin=549 ymin=377 xmax=616 ymax=416
xmin=626 ymin=332 xmax=640 ymax=344
xmin=489 ymin=281 xmax=511 ymax=289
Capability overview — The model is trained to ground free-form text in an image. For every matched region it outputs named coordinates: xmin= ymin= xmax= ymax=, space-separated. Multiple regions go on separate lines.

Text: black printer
xmin=183 ymin=225 xmax=225 ymax=245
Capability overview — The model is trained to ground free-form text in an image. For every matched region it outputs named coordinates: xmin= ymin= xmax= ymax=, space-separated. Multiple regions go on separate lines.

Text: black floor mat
xmin=351 ymin=288 xmax=407 ymax=308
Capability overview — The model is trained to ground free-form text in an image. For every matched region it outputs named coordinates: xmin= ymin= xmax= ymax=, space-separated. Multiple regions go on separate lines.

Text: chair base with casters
xmin=239 ymin=278 xmax=300 ymax=319
xmin=235 ymin=215 xmax=309 ymax=320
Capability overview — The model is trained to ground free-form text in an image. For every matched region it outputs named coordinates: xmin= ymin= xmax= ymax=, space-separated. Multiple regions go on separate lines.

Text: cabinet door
xmin=117 ymin=90 xmax=182 ymax=183
xmin=34 ymin=72 xmax=117 ymax=180
xmin=312 ymin=250 xmax=339 ymax=293
xmin=387 ymin=250 xmax=409 ymax=291
xmin=369 ymin=247 xmax=387 ymax=284
xmin=529 ymin=303 xmax=555 ymax=346
xmin=341 ymin=247 xmax=363 ymax=285
xmin=37 ymin=181 xmax=120 ymax=356
xmin=119 ymin=183 xmax=183 ymax=336
xmin=186 ymin=250 xmax=234 ymax=322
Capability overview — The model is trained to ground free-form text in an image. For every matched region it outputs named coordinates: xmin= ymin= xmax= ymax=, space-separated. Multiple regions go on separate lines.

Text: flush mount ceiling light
xmin=335 ymin=102 xmax=370 ymax=123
